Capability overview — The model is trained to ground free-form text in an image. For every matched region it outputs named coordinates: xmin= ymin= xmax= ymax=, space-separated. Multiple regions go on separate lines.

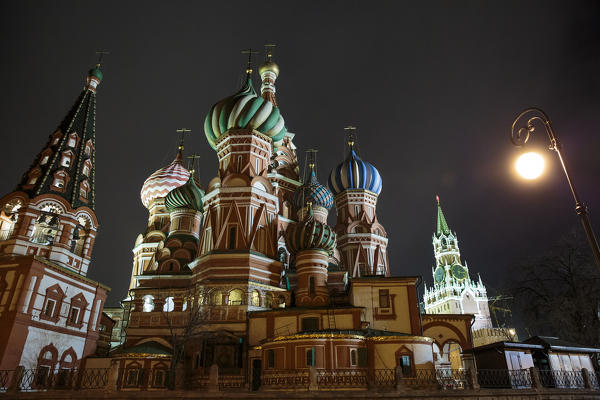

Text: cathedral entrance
xmin=200 ymin=332 xmax=244 ymax=374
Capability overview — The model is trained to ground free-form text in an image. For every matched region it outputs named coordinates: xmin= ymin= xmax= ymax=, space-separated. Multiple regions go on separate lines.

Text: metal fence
xmin=0 ymin=368 xmax=108 ymax=392
xmin=261 ymin=369 xmax=310 ymax=390
xmin=477 ymin=369 xmax=532 ymax=389
xmin=539 ymin=369 xmax=590 ymax=389
xmin=316 ymin=369 xmax=368 ymax=389
xmin=400 ymin=369 xmax=471 ymax=390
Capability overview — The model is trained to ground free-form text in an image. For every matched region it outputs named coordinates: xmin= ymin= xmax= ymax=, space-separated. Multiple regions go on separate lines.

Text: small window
xmin=126 ymin=369 xmax=139 ymax=387
xmin=309 ymin=276 xmax=315 ymax=296
xmin=301 ymin=317 xmax=319 ymax=332
xmin=61 ymin=156 xmax=70 ymax=167
xmin=255 ymin=158 xmax=260 ymax=174
xmin=53 ymin=178 xmax=65 ymax=188
xmin=251 ymin=290 xmax=260 ymax=307
xmin=80 ymin=188 xmax=87 ymax=198
xmin=69 ymin=307 xmax=80 ymax=324
xmin=306 ymin=347 xmax=315 ymax=367
xmin=379 ymin=289 xmax=390 ymax=308
xmin=267 ymin=349 xmax=275 ymax=368
xmin=237 ymin=156 xmax=242 ymax=172
xmin=41 ymin=155 xmax=50 ymax=165
xmin=153 ymin=369 xmax=165 ymax=387
xmin=229 ymin=226 xmax=236 ymax=249
xmin=350 ymin=349 xmax=358 ymax=366
xmin=44 ymin=299 xmax=56 ymax=317
xmin=28 ymin=176 xmax=38 ymax=185
xmin=68 ymin=138 xmax=76 ymax=147
xmin=399 ymin=355 xmax=412 ymax=376
xmin=163 ymin=297 xmax=174 ymax=312
xmin=82 ymin=164 xmax=90 ymax=176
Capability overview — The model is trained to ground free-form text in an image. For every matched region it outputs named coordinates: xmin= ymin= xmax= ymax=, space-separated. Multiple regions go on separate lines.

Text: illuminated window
xmin=41 ymin=155 xmax=50 ymax=165
xmin=228 ymin=289 xmax=243 ymax=305
xmin=142 ymin=295 xmax=154 ymax=312
xmin=306 ymin=347 xmax=315 ymax=367
xmin=350 ymin=349 xmax=358 ymax=366
xmin=211 ymin=290 xmax=222 ymax=306
xmin=251 ymin=290 xmax=260 ymax=307
xmin=163 ymin=297 xmax=174 ymax=312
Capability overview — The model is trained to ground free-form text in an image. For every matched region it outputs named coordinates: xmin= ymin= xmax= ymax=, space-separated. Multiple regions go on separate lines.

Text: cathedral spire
xmin=436 ymin=195 xmax=451 ymax=236
xmin=17 ymin=64 xmax=102 ymax=210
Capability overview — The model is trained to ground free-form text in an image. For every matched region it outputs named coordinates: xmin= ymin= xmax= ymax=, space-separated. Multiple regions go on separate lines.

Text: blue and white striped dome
xmin=293 ymin=170 xmax=334 ymax=210
xmin=328 ymin=149 xmax=382 ymax=196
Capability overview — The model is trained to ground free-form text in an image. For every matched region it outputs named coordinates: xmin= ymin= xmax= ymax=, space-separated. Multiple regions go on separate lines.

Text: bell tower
xmin=0 ymin=64 xmax=103 ymax=275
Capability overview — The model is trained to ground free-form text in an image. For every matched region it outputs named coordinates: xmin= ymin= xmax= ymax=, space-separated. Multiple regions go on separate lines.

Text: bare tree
xmin=506 ymin=228 xmax=600 ymax=347
xmin=159 ymin=286 xmax=204 ymax=390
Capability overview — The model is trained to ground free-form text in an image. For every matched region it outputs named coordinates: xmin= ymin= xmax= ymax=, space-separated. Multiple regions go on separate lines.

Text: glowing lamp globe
xmin=516 ymin=152 xmax=545 ymax=180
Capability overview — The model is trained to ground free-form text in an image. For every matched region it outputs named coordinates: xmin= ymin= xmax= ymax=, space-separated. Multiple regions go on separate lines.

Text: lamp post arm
xmin=511 ymin=107 xmax=600 ymax=269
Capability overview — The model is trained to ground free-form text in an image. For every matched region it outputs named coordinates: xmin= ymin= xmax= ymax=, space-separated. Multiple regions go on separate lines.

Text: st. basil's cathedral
xmin=0 ymin=51 xmax=507 ymax=388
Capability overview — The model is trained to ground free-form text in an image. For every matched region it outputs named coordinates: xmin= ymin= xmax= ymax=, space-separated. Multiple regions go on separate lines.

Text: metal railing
xmin=261 ymin=369 xmax=310 ymax=390
xmin=477 ymin=369 xmax=532 ymax=389
xmin=316 ymin=369 xmax=368 ymax=389
xmin=400 ymin=369 xmax=471 ymax=389
xmin=0 ymin=368 xmax=108 ymax=392
xmin=539 ymin=369 xmax=587 ymax=389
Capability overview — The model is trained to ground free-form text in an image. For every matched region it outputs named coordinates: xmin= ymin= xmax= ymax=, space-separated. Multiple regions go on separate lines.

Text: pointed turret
xmin=17 ymin=64 xmax=102 ymax=210
xmin=435 ymin=195 xmax=451 ymax=237
xmin=0 ymin=63 xmax=106 ymax=274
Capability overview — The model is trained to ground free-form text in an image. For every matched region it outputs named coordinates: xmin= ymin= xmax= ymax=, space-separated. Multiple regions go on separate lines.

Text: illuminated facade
xmin=0 ymin=65 xmax=109 ymax=371
xmin=423 ymin=197 xmax=492 ymax=331
xmin=114 ymin=53 xmax=474 ymax=389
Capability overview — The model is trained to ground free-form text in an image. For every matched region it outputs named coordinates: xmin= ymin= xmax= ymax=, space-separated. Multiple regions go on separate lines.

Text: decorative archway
xmin=59 ymin=347 xmax=77 ymax=369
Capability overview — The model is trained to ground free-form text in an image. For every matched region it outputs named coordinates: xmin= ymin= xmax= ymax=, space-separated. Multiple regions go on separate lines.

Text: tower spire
xmin=17 ymin=63 xmax=103 ymax=210
xmin=436 ymin=195 xmax=451 ymax=236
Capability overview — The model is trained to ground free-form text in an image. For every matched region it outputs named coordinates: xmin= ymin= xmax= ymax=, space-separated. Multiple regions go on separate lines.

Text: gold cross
xmin=187 ymin=154 xmax=201 ymax=174
xmin=176 ymin=128 xmax=192 ymax=150
xmin=242 ymin=48 xmax=259 ymax=73
xmin=95 ymin=50 xmax=110 ymax=66
xmin=264 ymin=44 xmax=276 ymax=61
xmin=344 ymin=126 xmax=357 ymax=147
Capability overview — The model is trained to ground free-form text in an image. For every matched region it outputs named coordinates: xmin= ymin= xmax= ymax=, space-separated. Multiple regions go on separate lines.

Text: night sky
xmin=1 ymin=1 xmax=599 ymax=307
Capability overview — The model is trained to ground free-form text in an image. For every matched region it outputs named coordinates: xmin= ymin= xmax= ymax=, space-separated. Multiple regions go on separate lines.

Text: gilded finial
xmin=242 ymin=48 xmax=259 ymax=75
xmin=187 ymin=154 xmax=201 ymax=176
xmin=95 ymin=50 xmax=110 ymax=68
xmin=176 ymin=128 xmax=192 ymax=152
xmin=344 ymin=126 xmax=357 ymax=148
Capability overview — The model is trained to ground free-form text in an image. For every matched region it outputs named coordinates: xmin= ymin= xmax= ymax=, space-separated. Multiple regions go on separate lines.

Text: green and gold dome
xmin=203 ymin=72 xmax=286 ymax=150
xmin=285 ymin=204 xmax=336 ymax=254
xmin=165 ymin=173 xmax=204 ymax=212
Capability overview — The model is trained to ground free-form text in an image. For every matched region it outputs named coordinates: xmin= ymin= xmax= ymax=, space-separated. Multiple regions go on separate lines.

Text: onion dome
xmin=165 ymin=172 xmax=204 ymax=212
xmin=293 ymin=169 xmax=334 ymax=210
xmin=328 ymin=145 xmax=382 ymax=196
xmin=88 ymin=64 xmax=103 ymax=82
xmin=285 ymin=204 xmax=337 ymax=254
xmin=140 ymin=151 xmax=190 ymax=208
xmin=204 ymin=73 xmax=286 ymax=151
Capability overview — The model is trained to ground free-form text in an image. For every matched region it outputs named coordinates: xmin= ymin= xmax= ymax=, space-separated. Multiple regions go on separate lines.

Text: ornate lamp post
xmin=510 ymin=107 xmax=600 ymax=268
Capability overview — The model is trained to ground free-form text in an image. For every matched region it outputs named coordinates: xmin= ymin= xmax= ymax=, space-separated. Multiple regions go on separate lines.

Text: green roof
xmin=436 ymin=196 xmax=451 ymax=236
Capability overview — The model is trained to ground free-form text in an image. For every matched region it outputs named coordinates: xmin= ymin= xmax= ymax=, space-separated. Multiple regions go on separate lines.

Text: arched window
xmin=211 ymin=290 xmax=222 ymax=306
xmin=51 ymin=171 xmax=69 ymax=192
xmin=142 ymin=295 xmax=154 ymax=312
xmin=163 ymin=297 xmax=174 ymax=312
xmin=40 ymin=284 xmax=65 ymax=323
xmin=228 ymin=289 xmax=244 ymax=305
xmin=36 ymin=344 xmax=58 ymax=387
xmin=59 ymin=347 xmax=77 ymax=369
xmin=82 ymin=160 xmax=92 ymax=177
xmin=60 ymin=151 xmax=73 ymax=168
xmin=67 ymin=293 xmax=88 ymax=328
xmin=265 ymin=293 xmax=273 ymax=308
xmin=251 ymin=290 xmax=261 ymax=307
xmin=67 ymin=132 xmax=79 ymax=148
xmin=84 ymin=140 xmax=93 ymax=156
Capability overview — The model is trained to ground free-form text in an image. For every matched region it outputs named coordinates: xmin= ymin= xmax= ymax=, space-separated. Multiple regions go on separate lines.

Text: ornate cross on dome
xmin=344 ymin=126 xmax=357 ymax=151
xmin=187 ymin=154 xmax=201 ymax=174
xmin=242 ymin=48 xmax=259 ymax=74
xmin=176 ymin=128 xmax=192 ymax=151
xmin=264 ymin=43 xmax=276 ymax=61
xmin=95 ymin=50 xmax=110 ymax=66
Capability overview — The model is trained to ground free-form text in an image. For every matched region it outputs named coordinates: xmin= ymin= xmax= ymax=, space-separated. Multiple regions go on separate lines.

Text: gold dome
xmin=259 ymin=60 xmax=279 ymax=77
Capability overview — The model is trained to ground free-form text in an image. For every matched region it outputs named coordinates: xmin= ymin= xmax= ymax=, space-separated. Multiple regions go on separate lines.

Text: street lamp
xmin=510 ymin=107 xmax=600 ymax=269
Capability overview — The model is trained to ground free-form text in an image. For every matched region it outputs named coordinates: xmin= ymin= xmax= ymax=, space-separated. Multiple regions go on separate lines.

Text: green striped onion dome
xmin=204 ymin=75 xmax=286 ymax=150
xmin=285 ymin=205 xmax=336 ymax=255
xmin=165 ymin=174 xmax=204 ymax=212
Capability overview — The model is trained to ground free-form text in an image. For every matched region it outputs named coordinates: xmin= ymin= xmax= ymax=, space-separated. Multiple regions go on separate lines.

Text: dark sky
xmin=1 ymin=1 xmax=599 ymax=307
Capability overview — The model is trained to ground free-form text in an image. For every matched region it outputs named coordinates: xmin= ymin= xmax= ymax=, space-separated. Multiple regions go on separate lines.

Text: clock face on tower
xmin=434 ymin=266 xmax=445 ymax=283
xmin=451 ymin=264 xmax=467 ymax=280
